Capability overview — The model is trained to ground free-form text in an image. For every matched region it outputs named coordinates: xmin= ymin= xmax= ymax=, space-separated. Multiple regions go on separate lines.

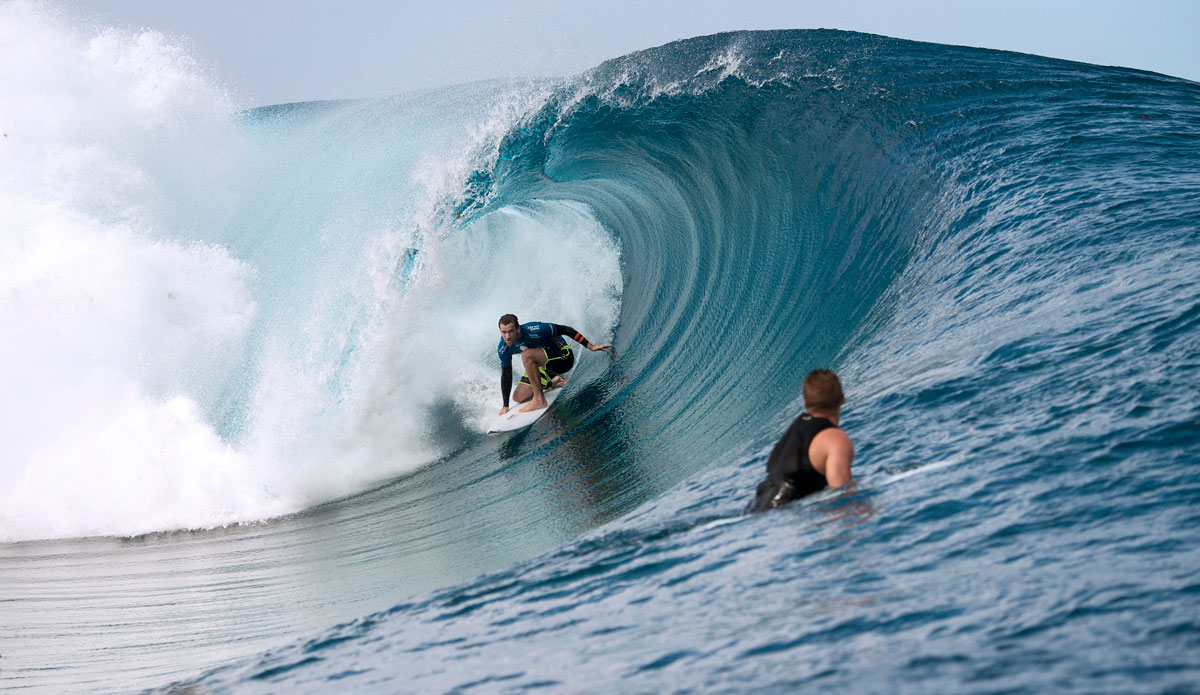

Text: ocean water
xmin=2 ymin=5 xmax=1199 ymax=694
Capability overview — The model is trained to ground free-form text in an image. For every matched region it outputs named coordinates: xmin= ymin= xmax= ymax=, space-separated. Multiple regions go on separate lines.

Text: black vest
xmin=745 ymin=413 xmax=835 ymax=514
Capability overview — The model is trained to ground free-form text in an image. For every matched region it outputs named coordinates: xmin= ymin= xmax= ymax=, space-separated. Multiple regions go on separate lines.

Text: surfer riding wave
xmin=497 ymin=314 xmax=612 ymax=414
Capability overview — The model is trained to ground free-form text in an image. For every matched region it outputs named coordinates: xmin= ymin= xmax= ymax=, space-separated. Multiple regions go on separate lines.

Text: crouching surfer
xmin=745 ymin=369 xmax=855 ymax=513
xmin=497 ymin=314 xmax=612 ymax=414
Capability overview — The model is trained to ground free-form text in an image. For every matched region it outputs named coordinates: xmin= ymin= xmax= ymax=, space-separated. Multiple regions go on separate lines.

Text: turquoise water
xmin=2 ymin=16 xmax=1199 ymax=694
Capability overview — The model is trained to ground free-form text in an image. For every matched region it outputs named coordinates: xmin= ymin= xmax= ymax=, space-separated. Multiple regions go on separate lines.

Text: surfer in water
xmin=745 ymin=369 xmax=855 ymax=513
xmin=497 ymin=314 xmax=612 ymax=414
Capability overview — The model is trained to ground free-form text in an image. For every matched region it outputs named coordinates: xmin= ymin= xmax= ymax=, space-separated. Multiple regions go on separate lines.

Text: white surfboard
xmin=487 ymin=384 xmax=565 ymax=433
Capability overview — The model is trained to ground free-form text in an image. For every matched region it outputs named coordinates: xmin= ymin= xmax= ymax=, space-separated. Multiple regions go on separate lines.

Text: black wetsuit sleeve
xmin=500 ymin=365 xmax=513 ymax=407
xmin=552 ymin=324 xmax=590 ymax=348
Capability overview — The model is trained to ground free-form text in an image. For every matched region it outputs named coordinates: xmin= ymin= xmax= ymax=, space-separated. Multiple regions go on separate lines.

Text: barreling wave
xmin=170 ymin=30 xmax=1200 ymax=694
xmin=3 ymin=13 xmax=1198 ymax=548
xmin=6 ymin=8 xmax=1200 ymax=692
xmin=444 ymin=28 xmax=1199 ymax=491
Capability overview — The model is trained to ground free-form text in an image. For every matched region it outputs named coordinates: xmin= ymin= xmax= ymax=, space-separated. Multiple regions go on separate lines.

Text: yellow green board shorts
xmin=518 ymin=344 xmax=575 ymax=388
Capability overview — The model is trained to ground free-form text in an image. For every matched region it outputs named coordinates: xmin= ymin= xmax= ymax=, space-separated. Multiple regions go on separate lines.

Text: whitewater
xmin=2 ymin=4 xmax=1198 ymax=694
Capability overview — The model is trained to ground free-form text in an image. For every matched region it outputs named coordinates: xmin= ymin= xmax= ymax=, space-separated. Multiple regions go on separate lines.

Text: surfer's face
xmin=500 ymin=322 xmax=520 ymax=346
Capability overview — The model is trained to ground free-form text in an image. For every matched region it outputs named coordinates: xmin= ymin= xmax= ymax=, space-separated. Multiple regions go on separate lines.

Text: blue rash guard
xmin=497 ymin=321 xmax=593 ymax=407
xmin=497 ymin=321 xmax=568 ymax=367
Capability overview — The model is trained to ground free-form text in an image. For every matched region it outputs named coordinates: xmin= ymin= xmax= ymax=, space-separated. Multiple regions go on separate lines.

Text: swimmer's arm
xmin=815 ymin=428 xmax=855 ymax=488
xmin=553 ymin=324 xmax=612 ymax=351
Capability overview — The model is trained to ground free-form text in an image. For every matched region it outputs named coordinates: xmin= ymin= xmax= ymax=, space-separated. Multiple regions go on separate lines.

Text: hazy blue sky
xmin=62 ymin=0 xmax=1200 ymax=107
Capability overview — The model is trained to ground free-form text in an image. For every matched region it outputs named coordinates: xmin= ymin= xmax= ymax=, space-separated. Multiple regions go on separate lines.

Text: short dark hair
xmin=498 ymin=314 xmax=519 ymax=328
xmin=803 ymin=369 xmax=845 ymax=412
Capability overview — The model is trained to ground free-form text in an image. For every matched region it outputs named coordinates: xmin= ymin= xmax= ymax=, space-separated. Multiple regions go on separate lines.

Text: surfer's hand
xmin=589 ymin=344 xmax=613 ymax=351
xmin=499 ymin=406 xmax=509 ymax=416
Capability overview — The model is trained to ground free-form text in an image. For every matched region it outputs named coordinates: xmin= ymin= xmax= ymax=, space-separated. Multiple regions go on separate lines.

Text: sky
xmin=60 ymin=0 xmax=1200 ymax=107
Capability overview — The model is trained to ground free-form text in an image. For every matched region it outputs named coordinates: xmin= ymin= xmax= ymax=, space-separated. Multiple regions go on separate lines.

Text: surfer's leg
xmin=519 ymin=349 xmax=550 ymax=412
xmin=545 ymin=347 xmax=574 ymax=389
xmin=517 ymin=367 xmax=552 ymax=390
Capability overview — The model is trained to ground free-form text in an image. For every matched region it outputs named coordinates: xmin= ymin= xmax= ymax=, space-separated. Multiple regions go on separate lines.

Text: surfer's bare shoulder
xmin=810 ymin=426 xmax=854 ymax=488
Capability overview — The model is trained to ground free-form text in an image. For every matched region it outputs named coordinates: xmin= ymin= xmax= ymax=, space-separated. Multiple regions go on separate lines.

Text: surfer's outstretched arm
xmin=552 ymin=324 xmax=612 ymax=351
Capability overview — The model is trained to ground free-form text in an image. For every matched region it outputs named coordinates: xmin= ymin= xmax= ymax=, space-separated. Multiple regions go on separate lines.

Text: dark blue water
xmin=3 ymin=26 xmax=1199 ymax=695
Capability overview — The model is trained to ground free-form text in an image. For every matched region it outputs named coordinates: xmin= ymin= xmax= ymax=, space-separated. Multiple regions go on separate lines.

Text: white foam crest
xmin=410 ymin=79 xmax=557 ymax=225
xmin=694 ymin=46 xmax=747 ymax=83
xmin=1 ymin=1 xmax=237 ymax=228
xmin=554 ymin=38 xmax=777 ymax=124
xmin=0 ymin=3 xmax=267 ymax=541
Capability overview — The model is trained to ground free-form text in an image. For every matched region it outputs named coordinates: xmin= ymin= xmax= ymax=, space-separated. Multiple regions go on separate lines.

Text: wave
xmin=6 ymin=7 xmax=1200 ymax=693
xmin=3 ymin=10 xmax=1198 ymax=556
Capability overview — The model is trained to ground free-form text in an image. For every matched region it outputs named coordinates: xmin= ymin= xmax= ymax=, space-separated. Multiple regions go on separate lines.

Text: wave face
xmin=3 ymin=9 xmax=1200 ymax=695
